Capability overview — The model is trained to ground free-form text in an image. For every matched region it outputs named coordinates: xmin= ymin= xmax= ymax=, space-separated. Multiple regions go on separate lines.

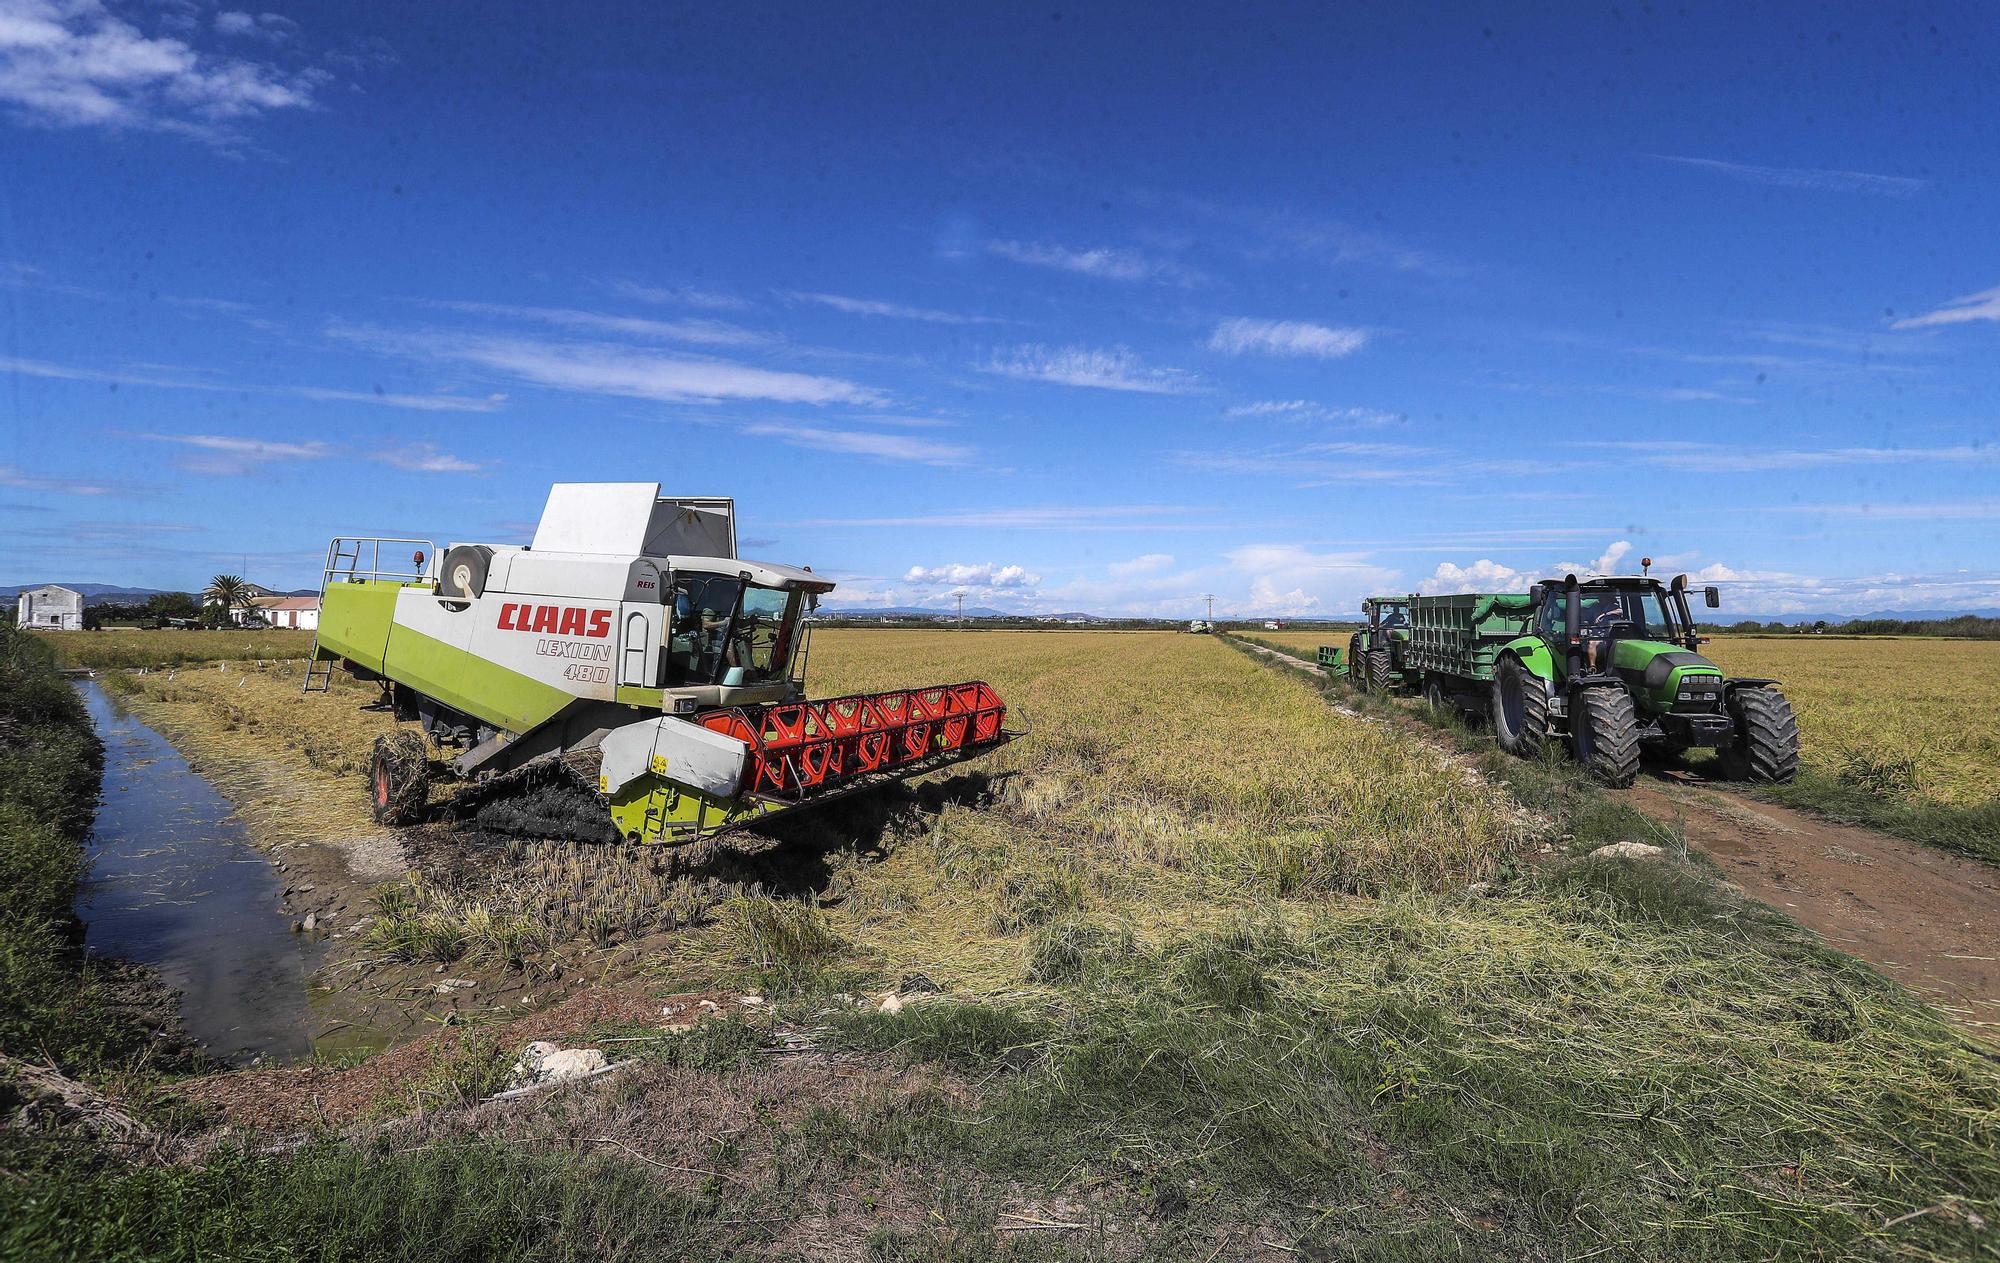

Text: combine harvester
xmin=1320 ymin=571 xmax=1798 ymax=788
xmin=303 ymin=483 xmax=1014 ymax=844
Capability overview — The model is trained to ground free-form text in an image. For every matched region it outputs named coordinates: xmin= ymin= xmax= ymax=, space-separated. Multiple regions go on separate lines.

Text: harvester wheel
xmin=1718 ymin=686 xmax=1800 ymax=783
xmin=1367 ymin=650 xmax=1395 ymax=694
xmin=1491 ymin=658 xmax=1551 ymax=758
xmin=369 ymin=731 xmax=430 ymax=825
xmin=1572 ymin=687 xmax=1640 ymax=788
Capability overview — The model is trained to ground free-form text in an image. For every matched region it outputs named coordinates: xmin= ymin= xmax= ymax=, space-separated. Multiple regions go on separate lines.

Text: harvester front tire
xmin=1367 ymin=650 xmax=1395 ymax=694
xmin=370 ymin=732 xmax=430 ymax=826
xmin=1572 ymin=687 xmax=1640 ymax=788
xmin=1492 ymin=658 xmax=1551 ymax=759
xmin=1719 ymin=687 xmax=1800 ymax=784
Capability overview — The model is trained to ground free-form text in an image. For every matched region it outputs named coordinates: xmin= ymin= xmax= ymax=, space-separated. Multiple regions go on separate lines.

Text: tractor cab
xmin=660 ymin=563 xmax=823 ymax=696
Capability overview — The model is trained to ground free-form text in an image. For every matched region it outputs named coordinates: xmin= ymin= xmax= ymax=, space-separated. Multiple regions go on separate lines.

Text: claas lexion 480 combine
xmin=303 ymin=483 xmax=1015 ymax=845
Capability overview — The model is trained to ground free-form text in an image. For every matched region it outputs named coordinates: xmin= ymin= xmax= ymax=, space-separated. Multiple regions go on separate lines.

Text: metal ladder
xmin=300 ymin=537 xmax=363 ymax=693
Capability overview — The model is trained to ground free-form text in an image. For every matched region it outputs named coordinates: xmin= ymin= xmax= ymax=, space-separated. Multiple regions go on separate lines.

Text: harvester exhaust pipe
xmin=1563 ymin=574 xmax=1583 ymax=679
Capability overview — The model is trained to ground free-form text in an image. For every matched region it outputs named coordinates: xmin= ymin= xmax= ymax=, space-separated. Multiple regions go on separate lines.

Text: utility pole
xmin=955 ymin=590 xmax=965 ymax=629
xmin=1202 ymin=593 xmax=1216 ymax=625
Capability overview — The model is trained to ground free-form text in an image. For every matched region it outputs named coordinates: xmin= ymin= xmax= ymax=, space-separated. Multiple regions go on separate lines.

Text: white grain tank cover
xmin=598 ymin=715 xmax=749 ymax=798
xmin=530 ymin=483 xmax=736 ymax=558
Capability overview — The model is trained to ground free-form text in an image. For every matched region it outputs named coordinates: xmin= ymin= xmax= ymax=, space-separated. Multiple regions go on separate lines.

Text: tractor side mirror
xmin=1703 ymin=586 xmax=1720 ymax=608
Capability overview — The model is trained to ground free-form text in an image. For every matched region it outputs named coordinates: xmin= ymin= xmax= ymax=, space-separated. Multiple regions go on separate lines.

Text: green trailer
xmin=1315 ymin=644 xmax=1349 ymax=676
xmin=1404 ymin=574 xmax=1799 ymax=788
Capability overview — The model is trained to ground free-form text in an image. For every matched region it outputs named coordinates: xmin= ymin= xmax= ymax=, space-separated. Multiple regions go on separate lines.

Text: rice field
xmin=79 ymin=628 xmax=2000 ymax=1257
xmin=39 ymin=628 xmax=316 ymax=671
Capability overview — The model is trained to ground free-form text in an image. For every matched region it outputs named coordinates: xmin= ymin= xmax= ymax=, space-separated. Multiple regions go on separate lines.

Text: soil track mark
xmin=1233 ymin=636 xmax=2000 ymax=1038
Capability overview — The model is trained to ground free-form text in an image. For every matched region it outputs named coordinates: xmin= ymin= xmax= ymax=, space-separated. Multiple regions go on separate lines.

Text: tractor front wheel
xmin=1718 ymin=687 xmax=1800 ymax=783
xmin=370 ymin=731 xmax=430 ymax=825
xmin=1572 ymin=687 xmax=1640 ymax=788
xmin=1492 ymin=658 xmax=1551 ymax=758
xmin=1348 ymin=635 xmax=1369 ymax=691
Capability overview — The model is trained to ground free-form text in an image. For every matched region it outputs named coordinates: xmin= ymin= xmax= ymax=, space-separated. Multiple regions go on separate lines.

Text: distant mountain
xmin=819 ymin=604 xmax=1012 ymax=618
xmin=0 ymin=583 xmax=177 ymax=601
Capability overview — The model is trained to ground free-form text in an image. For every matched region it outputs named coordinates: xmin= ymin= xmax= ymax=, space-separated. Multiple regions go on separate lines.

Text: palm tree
xmin=202 ymin=574 xmax=255 ymax=627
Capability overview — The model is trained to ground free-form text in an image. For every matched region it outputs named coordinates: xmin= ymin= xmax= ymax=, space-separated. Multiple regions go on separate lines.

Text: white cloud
xmin=1890 ymin=286 xmax=2000 ymax=330
xmin=0 ymin=0 xmax=330 ymax=143
xmin=293 ymin=387 xmax=507 ymax=412
xmin=0 ymin=463 xmax=111 ymax=494
xmin=1209 ymin=318 xmax=1369 ymax=359
xmin=740 ymin=422 xmax=972 ymax=467
xmin=138 ymin=432 xmax=330 ymax=474
xmin=784 ymin=291 xmax=999 ymax=325
xmin=1223 ymin=542 xmax=1402 ymax=617
xmin=983 ymin=344 xmax=1199 ymax=394
xmin=1647 ymin=154 xmax=1926 ymax=197
xmin=426 ymin=300 xmax=772 ymax=348
xmin=1600 ymin=440 xmax=2000 ymax=472
xmin=1 ymin=352 xmax=514 ymax=413
xmin=985 ymin=240 xmax=1199 ymax=285
xmin=326 ymin=323 xmax=883 ymax=406
xmin=213 ymin=11 xmax=296 ymax=42
xmin=370 ymin=443 xmax=487 ymax=473
xmin=791 ymin=505 xmax=1200 ymax=531
xmin=902 ymin=562 xmax=1040 ymax=589
xmin=1108 ymin=553 xmax=1174 ymax=577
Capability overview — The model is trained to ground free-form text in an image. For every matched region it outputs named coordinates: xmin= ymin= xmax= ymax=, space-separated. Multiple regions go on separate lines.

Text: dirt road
xmin=1234 ymin=637 xmax=2000 ymax=1038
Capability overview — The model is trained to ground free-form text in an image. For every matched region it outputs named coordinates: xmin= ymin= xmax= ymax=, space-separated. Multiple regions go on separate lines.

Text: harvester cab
xmin=1491 ymin=573 xmax=1798 ymax=787
xmin=1349 ymin=595 xmax=1415 ymax=694
xmin=305 ymin=483 xmax=1015 ymax=845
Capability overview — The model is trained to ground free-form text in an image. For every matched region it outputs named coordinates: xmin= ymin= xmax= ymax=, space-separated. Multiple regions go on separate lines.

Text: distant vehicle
xmin=1262 ymin=619 xmax=1283 ymax=630
xmin=1187 ymin=619 xmax=1213 ymax=634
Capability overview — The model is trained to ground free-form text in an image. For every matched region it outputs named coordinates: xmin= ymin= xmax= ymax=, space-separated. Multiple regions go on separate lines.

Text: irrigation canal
xmin=73 ymin=679 xmax=323 ymax=1063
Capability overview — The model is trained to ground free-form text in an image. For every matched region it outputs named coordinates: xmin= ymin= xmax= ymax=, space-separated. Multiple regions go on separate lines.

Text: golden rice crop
xmin=1701 ymin=636 xmax=2000 ymax=806
xmin=39 ymin=628 xmax=316 ymax=671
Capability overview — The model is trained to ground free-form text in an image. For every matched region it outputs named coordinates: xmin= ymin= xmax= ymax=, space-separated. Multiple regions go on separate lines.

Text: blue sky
xmin=3 ymin=1 xmax=1997 ymax=617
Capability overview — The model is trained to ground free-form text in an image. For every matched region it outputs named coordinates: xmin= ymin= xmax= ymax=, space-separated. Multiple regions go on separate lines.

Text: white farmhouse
xmin=247 ymin=595 xmax=321 ymax=630
xmin=16 ymin=585 xmax=84 ymax=631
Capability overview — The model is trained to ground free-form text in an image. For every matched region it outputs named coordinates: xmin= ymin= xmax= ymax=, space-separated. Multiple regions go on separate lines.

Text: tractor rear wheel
xmin=370 ymin=731 xmax=430 ymax=825
xmin=1572 ymin=687 xmax=1640 ymax=787
xmin=1491 ymin=658 xmax=1550 ymax=758
xmin=1718 ymin=686 xmax=1800 ymax=783
xmin=1367 ymin=650 xmax=1395 ymax=694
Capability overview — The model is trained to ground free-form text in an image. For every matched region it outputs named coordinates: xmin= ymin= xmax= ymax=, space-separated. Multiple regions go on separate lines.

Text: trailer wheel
xmin=1492 ymin=658 xmax=1551 ymax=758
xmin=1572 ymin=687 xmax=1640 ymax=788
xmin=1718 ymin=686 xmax=1800 ymax=783
xmin=370 ymin=731 xmax=430 ymax=825
xmin=1424 ymin=677 xmax=1450 ymax=715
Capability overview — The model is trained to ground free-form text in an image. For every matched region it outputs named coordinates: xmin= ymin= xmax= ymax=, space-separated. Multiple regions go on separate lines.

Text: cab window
xmin=664 ymin=575 xmax=743 ymax=685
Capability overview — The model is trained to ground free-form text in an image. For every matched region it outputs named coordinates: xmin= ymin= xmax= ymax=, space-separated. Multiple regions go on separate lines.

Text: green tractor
xmin=1405 ymin=573 xmax=1799 ymax=788
xmin=1348 ymin=596 xmax=1416 ymax=694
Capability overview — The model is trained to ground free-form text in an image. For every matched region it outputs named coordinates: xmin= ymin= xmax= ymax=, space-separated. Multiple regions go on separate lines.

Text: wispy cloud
xmin=1647 ymin=154 xmax=1927 ymax=197
xmin=1589 ymin=439 xmax=2000 ymax=472
xmin=903 ymin=561 xmax=1039 ymax=588
xmin=1890 ymin=286 xmax=2000 ymax=330
xmin=740 ymin=422 xmax=972 ymax=467
xmin=326 ymin=322 xmax=884 ymax=406
xmin=1 ymin=354 xmax=511 ymax=413
xmin=0 ymin=0 xmax=337 ymax=145
xmin=0 ymin=464 xmax=112 ymax=495
xmin=1107 ymin=553 xmax=1174 ymax=577
xmin=370 ymin=443 xmax=489 ymax=473
xmin=792 ymin=505 xmax=1203 ymax=531
xmin=604 ymin=280 xmax=747 ymax=311
xmin=784 ymin=291 xmax=1002 ymax=325
xmin=425 ymin=300 xmax=773 ymax=348
xmin=137 ymin=432 xmax=332 ymax=475
xmin=1225 ymin=399 xmax=1404 ymax=426
xmin=982 ymin=344 xmax=1199 ymax=394
xmin=985 ymin=240 xmax=1200 ymax=285
xmin=1209 ymin=318 xmax=1369 ymax=359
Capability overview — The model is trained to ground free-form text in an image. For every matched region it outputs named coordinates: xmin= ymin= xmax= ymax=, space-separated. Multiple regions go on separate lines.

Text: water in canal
xmin=74 ymin=679 xmax=322 ymax=1063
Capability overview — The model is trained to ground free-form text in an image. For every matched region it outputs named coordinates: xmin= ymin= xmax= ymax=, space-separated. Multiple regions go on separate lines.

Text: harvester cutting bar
xmin=695 ymin=681 xmax=1007 ymax=799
